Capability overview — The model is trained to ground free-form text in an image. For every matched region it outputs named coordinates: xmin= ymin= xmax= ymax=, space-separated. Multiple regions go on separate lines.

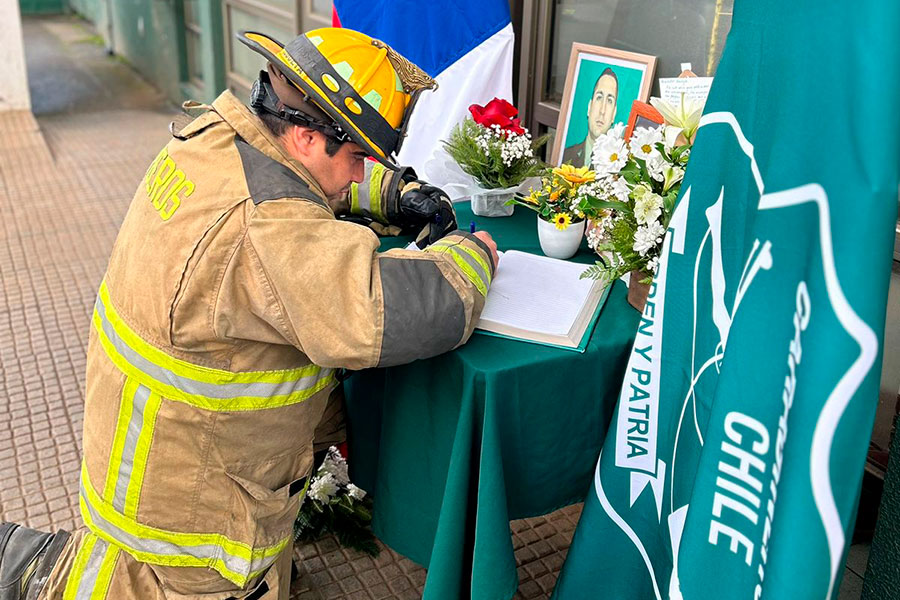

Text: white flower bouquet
xmin=293 ymin=446 xmax=377 ymax=556
xmin=580 ymin=101 xmax=695 ymax=285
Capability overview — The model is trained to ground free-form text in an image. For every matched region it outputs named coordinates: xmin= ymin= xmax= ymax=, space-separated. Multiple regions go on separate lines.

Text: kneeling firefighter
xmin=0 ymin=27 xmax=498 ymax=600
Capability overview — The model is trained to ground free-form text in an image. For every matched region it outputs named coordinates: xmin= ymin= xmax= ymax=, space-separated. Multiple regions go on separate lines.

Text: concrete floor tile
xmin=338 ymin=575 xmax=363 ymax=594
xmin=376 ymin=564 xmax=402 ymax=582
xmin=330 ymin=562 xmax=355 ymax=582
xmin=304 ymin=556 xmax=325 ymax=574
xmin=838 ymin=569 xmax=863 ymax=600
xmin=396 ymin=589 xmax=420 ymax=600
xmin=357 ymin=569 xmax=384 ymax=588
xmin=517 ymin=580 xmax=542 ymax=599
xmin=845 ymin=543 xmax=870 ymax=578
xmin=318 ymin=582 xmax=344 ymax=600
xmin=366 ymin=583 xmax=391 ymax=599
xmin=387 ymin=576 xmax=411 ymax=593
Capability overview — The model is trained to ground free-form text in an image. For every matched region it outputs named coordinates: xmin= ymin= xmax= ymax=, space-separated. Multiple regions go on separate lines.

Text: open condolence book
xmin=475 ymin=250 xmax=611 ymax=352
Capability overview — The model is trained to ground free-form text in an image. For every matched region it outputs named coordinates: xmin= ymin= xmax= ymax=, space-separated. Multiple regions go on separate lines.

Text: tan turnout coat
xmin=48 ymin=91 xmax=493 ymax=599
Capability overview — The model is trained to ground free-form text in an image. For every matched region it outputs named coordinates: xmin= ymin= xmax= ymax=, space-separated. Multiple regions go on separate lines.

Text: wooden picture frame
xmin=552 ymin=43 xmax=657 ymax=167
xmin=624 ymin=100 xmax=665 ymax=142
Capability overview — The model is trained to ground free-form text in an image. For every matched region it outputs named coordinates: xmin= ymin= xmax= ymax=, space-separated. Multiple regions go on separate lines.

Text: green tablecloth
xmin=344 ymin=202 xmax=640 ymax=600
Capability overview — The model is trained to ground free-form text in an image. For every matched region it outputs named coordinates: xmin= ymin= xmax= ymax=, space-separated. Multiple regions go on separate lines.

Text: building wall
xmin=19 ymin=0 xmax=66 ymax=14
xmin=68 ymin=0 xmax=105 ymax=29
xmin=66 ymin=0 xmax=226 ymax=106
xmin=2 ymin=1 xmax=32 ymax=110
xmin=106 ymin=0 xmax=184 ymax=104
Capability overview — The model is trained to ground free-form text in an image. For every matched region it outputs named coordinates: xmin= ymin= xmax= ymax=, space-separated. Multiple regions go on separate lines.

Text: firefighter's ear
xmin=282 ymin=126 xmax=319 ymax=160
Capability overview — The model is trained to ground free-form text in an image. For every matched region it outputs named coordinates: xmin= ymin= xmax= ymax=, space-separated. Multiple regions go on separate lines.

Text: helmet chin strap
xmin=250 ymin=71 xmax=352 ymax=144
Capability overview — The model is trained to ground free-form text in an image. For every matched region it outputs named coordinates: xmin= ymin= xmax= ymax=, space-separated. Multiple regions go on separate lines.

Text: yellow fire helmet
xmin=238 ymin=28 xmax=437 ymax=169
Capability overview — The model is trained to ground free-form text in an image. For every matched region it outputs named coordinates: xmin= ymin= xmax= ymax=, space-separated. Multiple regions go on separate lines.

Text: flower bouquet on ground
xmin=442 ymin=98 xmax=548 ymax=216
xmin=579 ymin=97 xmax=697 ymax=290
xmin=507 ymin=164 xmax=598 ymax=259
xmin=293 ymin=446 xmax=378 ymax=556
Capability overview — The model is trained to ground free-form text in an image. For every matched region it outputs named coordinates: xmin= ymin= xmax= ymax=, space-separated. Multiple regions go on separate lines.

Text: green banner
xmin=553 ymin=1 xmax=900 ymax=598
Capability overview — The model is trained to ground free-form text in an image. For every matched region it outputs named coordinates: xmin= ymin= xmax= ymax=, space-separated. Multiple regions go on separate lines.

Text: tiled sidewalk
xmin=289 ymin=505 xmax=582 ymax=600
xmin=0 ymin=16 xmax=582 ymax=599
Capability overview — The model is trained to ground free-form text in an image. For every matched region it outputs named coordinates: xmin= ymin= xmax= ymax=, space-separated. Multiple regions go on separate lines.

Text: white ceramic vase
xmin=537 ymin=216 xmax=585 ymax=259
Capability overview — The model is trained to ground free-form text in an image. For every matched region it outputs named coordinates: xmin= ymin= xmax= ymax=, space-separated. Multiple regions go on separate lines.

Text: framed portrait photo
xmin=552 ymin=44 xmax=657 ymax=167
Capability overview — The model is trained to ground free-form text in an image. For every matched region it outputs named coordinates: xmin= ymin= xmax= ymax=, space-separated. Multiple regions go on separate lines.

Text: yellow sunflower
xmin=552 ymin=164 xmax=596 ymax=185
xmin=553 ymin=213 xmax=572 ymax=230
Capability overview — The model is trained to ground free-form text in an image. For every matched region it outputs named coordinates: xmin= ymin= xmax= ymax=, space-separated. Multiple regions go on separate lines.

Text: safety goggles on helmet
xmin=250 ymin=70 xmax=353 ymax=145
xmin=237 ymin=28 xmax=437 ymax=170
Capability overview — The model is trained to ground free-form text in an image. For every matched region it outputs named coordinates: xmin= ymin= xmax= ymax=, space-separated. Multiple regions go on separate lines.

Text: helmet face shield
xmin=237 ymin=29 xmax=435 ymax=170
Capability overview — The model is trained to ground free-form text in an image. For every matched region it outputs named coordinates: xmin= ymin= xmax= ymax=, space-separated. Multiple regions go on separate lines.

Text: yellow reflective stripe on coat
xmin=63 ymin=534 xmax=96 ymax=600
xmin=102 ymin=379 xmax=137 ymax=503
xmin=103 ymin=378 xmax=160 ymax=521
xmin=350 ymin=180 xmax=362 ymax=214
xmin=366 ymin=162 xmax=386 ymax=222
xmin=92 ymin=281 xmax=336 ymax=411
xmin=424 ymin=242 xmax=491 ymax=297
xmin=80 ymin=464 xmax=288 ymax=588
xmin=349 ymin=161 xmax=387 ymax=223
xmin=123 ymin=386 xmax=162 ymax=519
xmin=430 ymin=239 xmax=493 ymax=282
xmin=63 ymin=534 xmax=119 ymax=600
xmin=91 ymin=541 xmax=120 ymax=600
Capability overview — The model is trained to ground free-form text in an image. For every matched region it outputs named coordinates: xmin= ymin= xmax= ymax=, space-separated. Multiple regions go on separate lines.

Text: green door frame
xmin=179 ymin=0 xmax=226 ymax=104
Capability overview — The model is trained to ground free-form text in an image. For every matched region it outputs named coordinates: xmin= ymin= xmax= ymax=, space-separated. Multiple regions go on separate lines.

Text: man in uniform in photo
xmin=561 ymin=68 xmax=618 ymax=167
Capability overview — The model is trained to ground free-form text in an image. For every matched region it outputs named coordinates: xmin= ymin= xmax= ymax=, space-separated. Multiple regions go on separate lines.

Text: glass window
xmin=547 ymin=0 xmax=733 ymax=103
xmin=541 ymin=125 xmax=556 ymax=162
xmin=186 ymin=30 xmax=203 ymax=82
xmin=228 ymin=6 xmax=295 ymax=84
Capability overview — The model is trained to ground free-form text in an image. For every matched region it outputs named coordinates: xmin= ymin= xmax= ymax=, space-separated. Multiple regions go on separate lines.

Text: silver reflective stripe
xmin=81 ymin=480 xmax=278 ymax=579
xmin=436 ymin=243 xmax=491 ymax=288
xmin=75 ymin=537 xmax=108 ymax=599
xmin=94 ymin=296 xmax=331 ymax=400
xmin=113 ymin=384 xmax=150 ymax=512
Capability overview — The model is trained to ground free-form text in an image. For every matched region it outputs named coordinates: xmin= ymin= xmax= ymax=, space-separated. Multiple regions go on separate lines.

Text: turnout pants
xmin=37 ymin=531 xmax=291 ymax=600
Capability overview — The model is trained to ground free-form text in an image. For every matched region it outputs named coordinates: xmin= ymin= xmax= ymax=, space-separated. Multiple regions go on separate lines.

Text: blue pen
xmin=469 ymin=221 xmax=476 ymax=234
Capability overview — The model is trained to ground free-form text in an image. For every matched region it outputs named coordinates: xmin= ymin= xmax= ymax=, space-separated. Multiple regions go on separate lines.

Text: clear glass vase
xmin=471 ymin=188 xmax=516 ymax=217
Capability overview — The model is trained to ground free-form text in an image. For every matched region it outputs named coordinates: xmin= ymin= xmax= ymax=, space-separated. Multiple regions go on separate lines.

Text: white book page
xmin=479 ymin=251 xmax=595 ymax=336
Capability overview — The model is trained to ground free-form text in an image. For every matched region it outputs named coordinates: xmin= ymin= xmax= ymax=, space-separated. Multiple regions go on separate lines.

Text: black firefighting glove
xmin=384 ymin=168 xmax=457 ymax=248
xmin=401 ymin=183 xmax=458 ymax=248
xmin=341 ymin=164 xmax=457 ymax=242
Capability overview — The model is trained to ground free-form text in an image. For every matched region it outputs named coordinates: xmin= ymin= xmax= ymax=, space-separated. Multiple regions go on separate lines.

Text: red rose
xmin=469 ymin=98 xmax=526 ymax=135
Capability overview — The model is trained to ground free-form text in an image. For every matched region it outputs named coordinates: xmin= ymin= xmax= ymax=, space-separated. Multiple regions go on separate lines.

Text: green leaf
xmin=671 ymin=144 xmax=690 ymax=161
xmin=590 ymin=199 xmax=630 ymax=213
xmin=662 ymin=192 xmax=675 ymax=215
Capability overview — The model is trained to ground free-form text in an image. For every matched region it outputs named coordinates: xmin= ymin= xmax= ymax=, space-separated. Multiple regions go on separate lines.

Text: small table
xmin=345 ymin=202 xmax=640 ymax=600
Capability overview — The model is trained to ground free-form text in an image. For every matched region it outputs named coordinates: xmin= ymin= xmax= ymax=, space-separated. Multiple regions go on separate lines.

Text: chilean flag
xmin=333 ymin=0 xmax=514 ymax=187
